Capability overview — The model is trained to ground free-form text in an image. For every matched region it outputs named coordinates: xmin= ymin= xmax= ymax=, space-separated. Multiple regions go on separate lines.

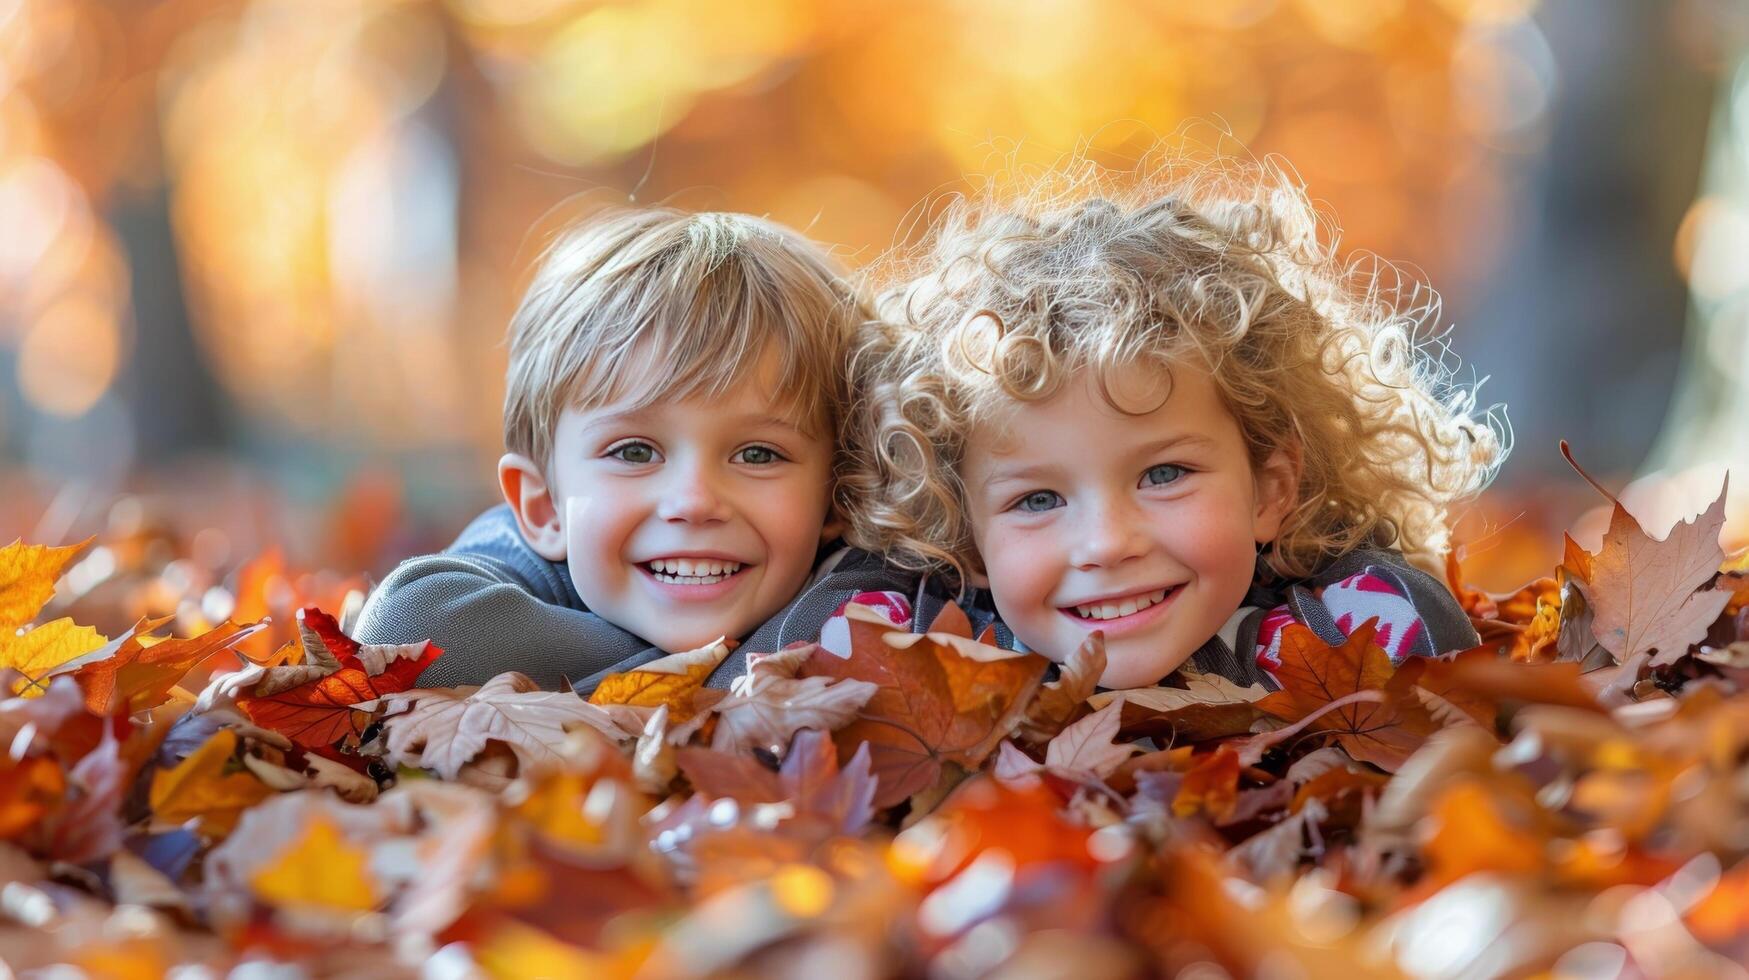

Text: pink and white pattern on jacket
xmin=1254 ymin=570 xmax=1428 ymax=678
xmin=819 ymin=591 xmax=914 ymax=657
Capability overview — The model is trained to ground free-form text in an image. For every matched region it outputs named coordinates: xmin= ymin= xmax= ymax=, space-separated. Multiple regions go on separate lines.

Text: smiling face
xmin=501 ymin=344 xmax=839 ymax=653
xmin=962 ymin=360 xmax=1299 ymax=689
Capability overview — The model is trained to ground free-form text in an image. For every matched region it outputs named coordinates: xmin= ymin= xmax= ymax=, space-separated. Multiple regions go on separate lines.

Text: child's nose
xmin=1070 ymin=501 xmax=1147 ymax=569
xmin=655 ymin=466 xmax=732 ymax=525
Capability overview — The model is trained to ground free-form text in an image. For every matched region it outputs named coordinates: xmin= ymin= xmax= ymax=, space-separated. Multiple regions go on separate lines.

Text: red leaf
xmin=236 ymin=608 xmax=440 ymax=748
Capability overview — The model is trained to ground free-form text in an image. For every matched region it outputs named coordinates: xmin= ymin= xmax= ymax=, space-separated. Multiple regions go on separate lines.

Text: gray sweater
xmin=351 ymin=505 xmax=992 ymax=692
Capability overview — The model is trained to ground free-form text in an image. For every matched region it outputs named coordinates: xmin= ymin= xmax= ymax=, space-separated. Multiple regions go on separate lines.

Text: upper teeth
xmin=647 ymin=558 xmax=742 ymax=579
xmin=1073 ymin=589 xmax=1169 ymax=621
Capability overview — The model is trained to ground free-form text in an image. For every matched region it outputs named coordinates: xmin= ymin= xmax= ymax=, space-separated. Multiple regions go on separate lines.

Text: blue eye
xmin=608 ymin=441 xmax=659 ymax=464
xmin=1014 ymin=490 xmax=1064 ymax=513
xmin=1141 ymin=464 xmax=1187 ymax=487
xmin=735 ymin=445 xmax=784 ymax=465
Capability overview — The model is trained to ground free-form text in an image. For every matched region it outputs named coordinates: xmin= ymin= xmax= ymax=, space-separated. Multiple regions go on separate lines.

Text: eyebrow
xmin=576 ymin=408 xmax=810 ymax=436
xmin=737 ymin=413 xmax=810 ymax=433
xmin=979 ymin=462 xmax=1062 ymax=492
xmin=1139 ymin=433 xmax=1217 ymax=455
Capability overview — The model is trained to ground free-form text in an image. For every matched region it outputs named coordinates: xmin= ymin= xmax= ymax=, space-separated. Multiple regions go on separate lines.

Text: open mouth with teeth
xmin=1064 ymin=586 xmax=1178 ymax=622
xmin=639 ymin=558 xmax=746 ymax=585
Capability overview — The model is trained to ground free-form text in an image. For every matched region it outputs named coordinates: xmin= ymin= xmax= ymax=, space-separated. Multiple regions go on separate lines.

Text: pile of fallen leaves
xmin=6 ymin=476 xmax=1749 ymax=977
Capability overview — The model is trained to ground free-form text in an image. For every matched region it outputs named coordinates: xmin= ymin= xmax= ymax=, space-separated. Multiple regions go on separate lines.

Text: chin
xmin=1098 ymin=651 xmax=1193 ymax=689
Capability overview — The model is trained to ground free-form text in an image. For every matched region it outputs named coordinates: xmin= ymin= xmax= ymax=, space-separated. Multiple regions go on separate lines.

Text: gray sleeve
xmin=352 ymin=552 xmax=661 ymax=691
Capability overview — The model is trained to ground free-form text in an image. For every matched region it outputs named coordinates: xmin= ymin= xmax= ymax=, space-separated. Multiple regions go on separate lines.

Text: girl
xmin=841 ymin=155 xmax=1506 ymax=690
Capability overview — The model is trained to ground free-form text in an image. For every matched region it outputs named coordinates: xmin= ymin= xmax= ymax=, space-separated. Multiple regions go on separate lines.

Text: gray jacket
xmin=350 ymin=505 xmax=999 ymax=692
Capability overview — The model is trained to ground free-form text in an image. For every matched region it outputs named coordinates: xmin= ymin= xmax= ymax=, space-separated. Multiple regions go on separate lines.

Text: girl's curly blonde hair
xmin=839 ymin=151 xmax=1508 ymax=588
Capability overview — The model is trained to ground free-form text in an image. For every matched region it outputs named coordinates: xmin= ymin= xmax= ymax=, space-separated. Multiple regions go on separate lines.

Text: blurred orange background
xmin=1 ymin=0 xmax=1747 ymax=616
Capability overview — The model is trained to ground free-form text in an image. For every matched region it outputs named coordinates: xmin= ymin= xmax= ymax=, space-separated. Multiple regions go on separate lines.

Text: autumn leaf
xmin=0 ymin=754 xmax=65 ymax=839
xmin=1096 ymin=671 xmax=1269 ymax=745
xmin=1014 ymin=632 xmax=1106 ymax=746
xmin=1585 ymin=479 xmax=1732 ymax=666
xmin=782 ymin=729 xmax=876 ymax=835
xmin=0 ymin=538 xmax=90 ymax=631
xmin=3 ymin=618 xmax=110 ymax=697
xmin=236 ymin=607 xmax=440 ymax=748
xmin=1290 ymin=765 xmax=1388 ymax=814
xmin=709 ymin=644 xmax=877 ymax=756
xmin=1399 ymin=649 xmax=1501 ymax=732
xmin=798 ymin=604 xmax=1049 ymax=808
xmin=74 ymin=619 xmax=266 ymax=715
xmin=38 ymin=727 xmax=127 ymax=863
xmin=588 ymin=639 xmax=732 ymax=724
xmin=0 ymin=539 xmax=111 ymax=697
xmin=149 ymin=729 xmax=275 ymax=837
xmin=673 ymin=729 xmax=875 ymax=836
xmin=675 ymin=746 xmax=785 ymax=803
xmin=379 ymin=672 xmax=628 ymax=780
xmin=1420 ymin=778 xmax=1546 ymax=889
xmin=1042 ymin=700 xmax=1136 ymax=778
xmin=250 ymin=813 xmax=381 ymax=912
xmin=1255 ymin=621 xmax=1439 ymax=771
xmin=1173 ymin=747 xmax=1241 ymax=821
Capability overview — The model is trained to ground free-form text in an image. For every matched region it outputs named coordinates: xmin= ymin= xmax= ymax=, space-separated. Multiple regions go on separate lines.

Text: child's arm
xmin=352 ymin=507 xmax=661 ymax=691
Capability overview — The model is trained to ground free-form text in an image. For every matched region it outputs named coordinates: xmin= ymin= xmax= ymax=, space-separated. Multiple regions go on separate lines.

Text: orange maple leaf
xmin=1255 ymin=621 xmax=1439 ymax=772
xmin=75 ymin=618 xmax=266 ymax=715
xmin=799 ymin=604 xmax=1049 ymax=808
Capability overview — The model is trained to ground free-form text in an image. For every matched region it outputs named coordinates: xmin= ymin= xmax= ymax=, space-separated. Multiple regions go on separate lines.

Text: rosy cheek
xmin=989 ymin=525 xmax=1055 ymax=611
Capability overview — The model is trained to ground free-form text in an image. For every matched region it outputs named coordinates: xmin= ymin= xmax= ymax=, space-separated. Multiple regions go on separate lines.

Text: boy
xmin=353 ymin=207 xmax=924 ymax=691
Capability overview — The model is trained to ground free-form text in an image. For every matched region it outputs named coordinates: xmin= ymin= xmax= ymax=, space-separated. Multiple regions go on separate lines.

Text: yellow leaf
xmin=587 ymin=639 xmax=730 ymax=723
xmin=476 ymin=920 xmax=651 ymax=979
xmin=0 ymin=538 xmax=91 ymax=632
xmin=2 ymin=618 xmax=109 ymax=697
xmin=250 ymin=814 xmax=380 ymax=912
xmin=149 ymin=730 xmax=274 ymax=837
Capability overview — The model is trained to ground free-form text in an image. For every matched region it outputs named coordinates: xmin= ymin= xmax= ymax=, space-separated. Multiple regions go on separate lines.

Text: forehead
xmin=572 ymin=338 xmax=821 ymax=434
xmin=971 ymin=361 xmax=1236 ymax=460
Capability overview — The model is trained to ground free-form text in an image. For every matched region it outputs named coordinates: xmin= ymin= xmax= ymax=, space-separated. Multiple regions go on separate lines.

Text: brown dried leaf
xmin=1042 ymin=700 xmax=1135 ymax=778
xmin=1014 ymin=632 xmax=1106 ymax=746
xmin=1586 ymin=479 xmax=1732 ymax=665
xmin=379 ymin=671 xmax=625 ymax=779
xmin=710 ymin=644 xmax=877 ymax=756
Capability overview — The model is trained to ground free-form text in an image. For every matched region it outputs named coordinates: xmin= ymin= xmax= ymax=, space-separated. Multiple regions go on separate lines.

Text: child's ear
xmin=499 ymin=453 xmax=568 ymax=562
xmin=1251 ymin=444 xmax=1303 ymax=544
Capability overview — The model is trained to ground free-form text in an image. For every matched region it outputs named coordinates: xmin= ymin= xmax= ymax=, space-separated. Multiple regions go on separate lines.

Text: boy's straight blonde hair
xmin=842 ymin=151 xmax=1508 ymax=586
xmin=504 ymin=207 xmax=866 ymax=470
